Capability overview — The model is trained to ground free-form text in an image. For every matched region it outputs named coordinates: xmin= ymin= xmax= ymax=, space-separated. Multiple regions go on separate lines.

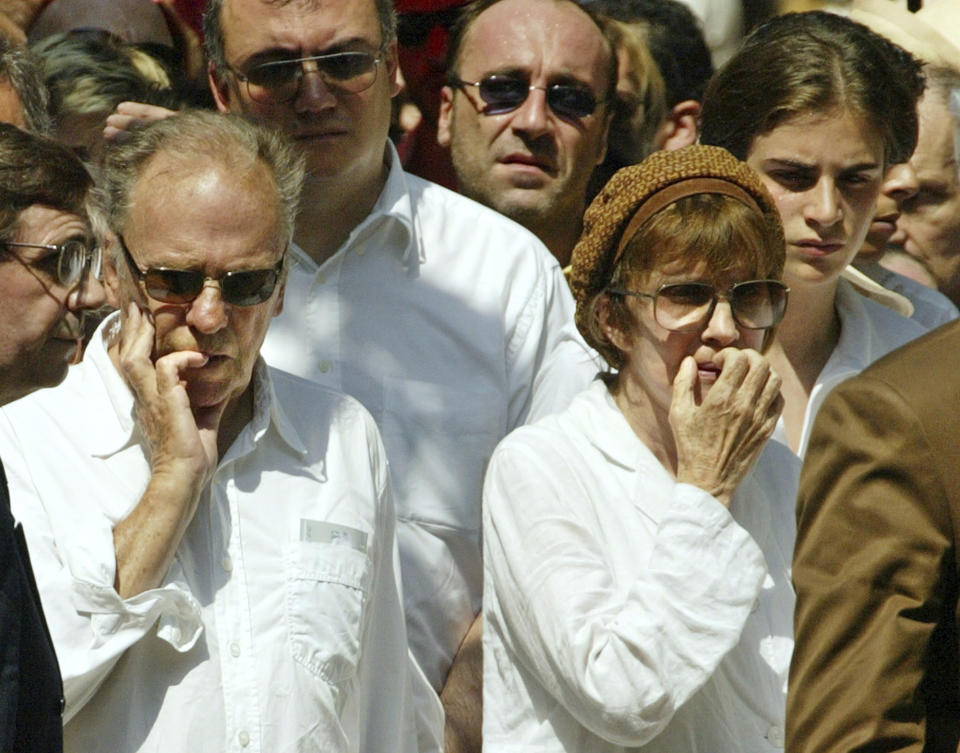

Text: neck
xmin=216 ymin=387 xmax=254 ymax=458
xmin=770 ymin=277 xmax=842 ymax=388
xmin=525 ymin=211 xmax=584 ymax=268
xmin=610 ymin=374 xmax=678 ymax=474
xmin=294 ymin=158 xmax=390 ymax=266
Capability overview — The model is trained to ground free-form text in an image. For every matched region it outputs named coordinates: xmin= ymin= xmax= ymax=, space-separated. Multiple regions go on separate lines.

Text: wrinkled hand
xmin=104 ymin=102 xmax=178 ymax=144
xmin=670 ymin=348 xmax=783 ymax=506
xmin=117 ymin=303 xmax=218 ymax=487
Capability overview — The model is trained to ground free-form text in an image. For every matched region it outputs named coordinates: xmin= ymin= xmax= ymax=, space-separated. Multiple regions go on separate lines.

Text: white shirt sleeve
xmin=0 ymin=412 xmax=202 ymax=721
xmin=483 ymin=438 xmax=767 ymax=747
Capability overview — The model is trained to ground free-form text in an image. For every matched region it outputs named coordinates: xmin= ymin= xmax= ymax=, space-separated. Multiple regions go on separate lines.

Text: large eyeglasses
xmin=607 ymin=279 xmax=789 ymax=333
xmin=118 ymin=234 xmax=283 ymax=307
xmin=4 ymin=240 xmax=102 ymax=287
xmin=449 ymin=74 xmax=602 ymax=120
xmin=230 ymin=50 xmax=384 ymax=104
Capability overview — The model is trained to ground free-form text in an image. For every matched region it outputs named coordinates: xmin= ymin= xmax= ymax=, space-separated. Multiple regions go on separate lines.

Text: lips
xmin=498 ymin=152 xmax=556 ymax=175
xmin=792 ymin=239 xmax=845 ymax=256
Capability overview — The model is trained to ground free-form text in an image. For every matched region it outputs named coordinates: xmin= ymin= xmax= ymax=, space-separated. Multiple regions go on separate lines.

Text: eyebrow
xmin=240 ymin=37 xmax=379 ymax=67
xmin=762 ymin=158 xmax=882 ymax=172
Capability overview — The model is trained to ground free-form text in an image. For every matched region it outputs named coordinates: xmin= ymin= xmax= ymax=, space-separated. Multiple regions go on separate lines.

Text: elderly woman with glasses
xmin=481 ymin=145 xmax=800 ymax=753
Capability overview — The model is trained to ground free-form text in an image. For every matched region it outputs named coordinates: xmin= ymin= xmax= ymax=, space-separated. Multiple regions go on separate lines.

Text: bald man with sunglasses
xmin=438 ymin=0 xmax=617 ymax=266
xmin=0 ymin=110 xmax=427 ymax=753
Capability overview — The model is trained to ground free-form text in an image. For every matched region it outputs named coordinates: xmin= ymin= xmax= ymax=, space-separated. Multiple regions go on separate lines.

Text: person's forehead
xmin=126 ymin=156 xmax=285 ymax=265
xmin=222 ymin=0 xmax=382 ymax=61
xmin=914 ymin=93 xmax=958 ymax=175
xmin=459 ymin=0 xmax=610 ymax=82
xmin=15 ymin=204 xmax=89 ymax=243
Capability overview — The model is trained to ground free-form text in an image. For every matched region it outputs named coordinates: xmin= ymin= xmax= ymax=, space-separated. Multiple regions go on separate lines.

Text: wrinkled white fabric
xmin=0 ymin=315 xmax=428 ymax=753
xmin=484 ymin=379 xmax=800 ymax=752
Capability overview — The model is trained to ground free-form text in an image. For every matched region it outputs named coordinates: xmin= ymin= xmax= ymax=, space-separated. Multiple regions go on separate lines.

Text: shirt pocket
xmin=284 ymin=541 xmax=372 ymax=684
xmin=380 ymin=377 xmax=505 ymax=532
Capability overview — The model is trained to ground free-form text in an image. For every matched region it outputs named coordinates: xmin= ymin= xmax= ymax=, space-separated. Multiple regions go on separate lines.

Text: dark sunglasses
xmin=118 ymin=234 xmax=283 ymax=307
xmin=397 ymin=8 xmax=462 ymax=47
xmin=448 ymin=74 xmax=601 ymax=120
xmin=229 ymin=50 xmax=383 ymax=104
xmin=607 ymin=279 xmax=789 ymax=333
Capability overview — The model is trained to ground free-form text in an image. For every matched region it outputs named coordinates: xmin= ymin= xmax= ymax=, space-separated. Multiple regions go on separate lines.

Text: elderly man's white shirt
xmin=260 ymin=142 xmax=599 ymax=689
xmin=0 ymin=315 xmax=421 ymax=753
xmin=483 ymin=379 xmax=800 ymax=752
xmin=772 ymin=278 xmax=929 ymax=458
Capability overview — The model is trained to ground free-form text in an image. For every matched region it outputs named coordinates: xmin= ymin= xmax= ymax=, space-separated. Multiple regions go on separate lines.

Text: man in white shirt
xmin=0 ymin=110 xmax=425 ymax=753
xmin=197 ymin=1 xmax=598 ymax=747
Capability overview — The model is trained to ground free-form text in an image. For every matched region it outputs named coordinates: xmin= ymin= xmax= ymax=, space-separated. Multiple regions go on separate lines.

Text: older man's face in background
xmin=889 ymin=91 xmax=960 ymax=304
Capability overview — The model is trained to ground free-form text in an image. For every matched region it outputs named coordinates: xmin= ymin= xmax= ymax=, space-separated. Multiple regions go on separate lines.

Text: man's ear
xmin=102 ymin=234 xmax=125 ymax=309
xmin=384 ymin=40 xmax=402 ymax=98
xmin=657 ymin=99 xmax=701 ymax=151
xmin=209 ymin=62 xmax=234 ymax=114
xmin=437 ymin=85 xmax=455 ymax=147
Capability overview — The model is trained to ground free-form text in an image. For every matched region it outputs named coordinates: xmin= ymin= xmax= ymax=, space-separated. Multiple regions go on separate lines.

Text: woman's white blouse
xmin=482 ymin=379 xmax=801 ymax=752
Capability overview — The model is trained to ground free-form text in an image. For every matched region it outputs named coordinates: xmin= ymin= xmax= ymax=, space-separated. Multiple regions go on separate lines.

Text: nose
xmin=881 ymin=161 xmax=919 ymax=206
xmin=66 ymin=273 xmax=106 ymax=312
xmin=295 ymin=60 xmax=337 ymax=113
xmin=701 ymin=299 xmax=739 ymax=347
xmin=803 ymin=178 xmax=842 ymax=228
xmin=185 ymin=282 xmax=229 ymax=334
xmin=512 ymin=86 xmax=551 ymax=137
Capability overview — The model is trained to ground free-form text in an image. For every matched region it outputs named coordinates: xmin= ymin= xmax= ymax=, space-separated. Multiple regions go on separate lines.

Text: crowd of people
xmin=0 ymin=0 xmax=958 ymax=751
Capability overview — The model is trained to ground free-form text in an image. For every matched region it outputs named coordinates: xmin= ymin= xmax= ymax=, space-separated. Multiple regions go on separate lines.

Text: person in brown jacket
xmin=787 ymin=317 xmax=960 ymax=750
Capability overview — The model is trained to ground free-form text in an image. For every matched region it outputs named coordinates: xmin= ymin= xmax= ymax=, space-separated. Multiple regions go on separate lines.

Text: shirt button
xmin=319 ymin=361 xmax=331 ymax=374
xmin=230 ymin=641 xmax=241 ymax=658
xmin=221 ymin=555 xmax=233 ymax=572
xmin=238 ymin=730 xmax=250 ymax=747
xmin=766 ymin=724 xmax=785 ymax=748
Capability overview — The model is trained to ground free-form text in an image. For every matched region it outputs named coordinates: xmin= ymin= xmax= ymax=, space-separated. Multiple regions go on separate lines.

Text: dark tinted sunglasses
xmin=118 ymin=234 xmax=283 ymax=307
xmin=397 ymin=8 xmax=462 ymax=47
xmin=448 ymin=74 xmax=601 ymax=120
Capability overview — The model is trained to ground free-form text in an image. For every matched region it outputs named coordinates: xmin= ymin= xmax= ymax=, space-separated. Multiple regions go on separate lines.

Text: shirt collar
xmin=827 ymin=277 xmax=887 ymax=377
xmin=572 ymin=378 xmax=651 ymax=470
xmin=86 ymin=312 xmax=307 ymax=461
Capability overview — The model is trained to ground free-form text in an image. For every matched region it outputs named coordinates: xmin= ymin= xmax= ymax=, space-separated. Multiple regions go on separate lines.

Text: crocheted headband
xmin=568 ymin=144 xmax=783 ymax=364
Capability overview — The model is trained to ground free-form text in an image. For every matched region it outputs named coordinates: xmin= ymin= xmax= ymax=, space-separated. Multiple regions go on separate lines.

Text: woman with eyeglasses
xmin=700 ymin=11 xmax=927 ymax=458
xmin=481 ymin=145 xmax=799 ymax=752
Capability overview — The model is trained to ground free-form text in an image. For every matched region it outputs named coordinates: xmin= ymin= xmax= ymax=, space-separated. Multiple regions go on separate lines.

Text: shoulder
xmin=267 ymin=367 xmax=381 ymax=440
xmin=838 ymin=281 xmax=928 ymax=354
xmin=404 ymin=171 xmax=561 ymax=270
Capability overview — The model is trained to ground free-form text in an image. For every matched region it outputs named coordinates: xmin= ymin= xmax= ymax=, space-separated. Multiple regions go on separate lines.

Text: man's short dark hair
xmin=204 ymin=0 xmax=397 ymax=74
xmin=0 ymin=122 xmax=92 ymax=242
xmin=588 ymin=0 xmax=713 ymax=106
xmin=0 ymin=36 xmax=51 ymax=135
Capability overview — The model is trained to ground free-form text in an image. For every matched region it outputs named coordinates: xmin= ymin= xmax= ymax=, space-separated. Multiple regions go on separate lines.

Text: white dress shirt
xmin=0 ymin=315 xmax=425 ymax=753
xmin=483 ymin=379 xmax=801 ymax=752
xmin=260 ymin=142 xmax=599 ymax=689
xmin=772 ymin=278 xmax=928 ymax=458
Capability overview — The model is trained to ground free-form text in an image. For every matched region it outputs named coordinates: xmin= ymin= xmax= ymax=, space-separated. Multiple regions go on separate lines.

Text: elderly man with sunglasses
xmin=0 ymin=110 xmax=428 ymax=753
xmin=437 ymin=0 xmax=617 ymax=267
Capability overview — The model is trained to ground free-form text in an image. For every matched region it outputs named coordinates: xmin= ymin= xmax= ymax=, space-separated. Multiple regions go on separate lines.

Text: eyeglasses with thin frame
xmin=227 ymin=49 xmax=385 ymax=104
xmin=117 ymin=234 xmax=284 ymax=307
xmin=448 ymin=74 xmax=603 ymax=120
xmin=4 ymin=240 xmax=102 ymax=287
xmin=606 ymin=279 xmax=789 ymax=333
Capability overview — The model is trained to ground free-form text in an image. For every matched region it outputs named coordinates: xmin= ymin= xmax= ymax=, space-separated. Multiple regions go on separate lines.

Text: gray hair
xmin=100 ymin=110 xmax=304 ymax=250
xmin=0 ymin=36 xmax=51 ymax=135
xmin=204 ymin=0 xmax=396 ymax=75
